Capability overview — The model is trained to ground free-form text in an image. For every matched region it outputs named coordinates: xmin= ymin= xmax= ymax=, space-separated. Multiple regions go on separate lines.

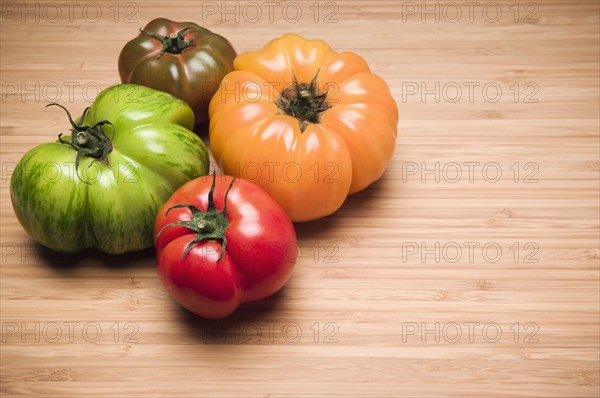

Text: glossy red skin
xmin=154 ymin=175 xmax=297 ymax=319
xmin=119 ymin=18 xmax=236 ymax=126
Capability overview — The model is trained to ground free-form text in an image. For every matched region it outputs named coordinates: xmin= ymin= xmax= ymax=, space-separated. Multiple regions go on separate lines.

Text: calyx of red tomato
xmin=48 ymin=103 xmax=114 ymax=185
xmin=139 ymin=27 xmax=196 ymax=57
xmin=276 ymin=70 xmax=330 ymax=133
xmin=156 ymin=172 xmax=236 ymax=262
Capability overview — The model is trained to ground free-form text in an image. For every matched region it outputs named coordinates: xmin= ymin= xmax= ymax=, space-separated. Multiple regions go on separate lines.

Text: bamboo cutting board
xmin=1 ymin=1 xmax=599 ymax=397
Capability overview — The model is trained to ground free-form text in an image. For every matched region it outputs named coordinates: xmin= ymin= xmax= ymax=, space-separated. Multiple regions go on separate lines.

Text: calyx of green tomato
xmin=48 ymin=103 xmax=114 ymax=185
xmin=139 ymin=27 xmax=196 ymax=57
xmin=276 ymin=70 xmax=330 ymax=132
xmin=156 ymin=172 xmax=236 ymax=261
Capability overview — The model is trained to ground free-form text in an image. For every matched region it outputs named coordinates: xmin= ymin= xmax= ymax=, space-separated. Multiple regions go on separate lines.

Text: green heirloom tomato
xmin=10 ymin=84 xmax=209 ymax=255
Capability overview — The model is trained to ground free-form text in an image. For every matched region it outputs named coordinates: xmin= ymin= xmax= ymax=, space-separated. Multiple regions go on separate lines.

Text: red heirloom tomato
xmin=119 ymin=18 xmax=236 ymax=126
xmin=154 ymin=173 xmax=297 ymax=319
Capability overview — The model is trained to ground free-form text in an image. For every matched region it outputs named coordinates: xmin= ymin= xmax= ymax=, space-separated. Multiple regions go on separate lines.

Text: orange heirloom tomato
xmin=208 ymin=33 xmax=398 ymax=221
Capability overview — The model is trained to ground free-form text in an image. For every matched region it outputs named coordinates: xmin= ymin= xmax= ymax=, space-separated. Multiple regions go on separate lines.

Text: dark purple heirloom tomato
xmin=119 ymin=18 xmax=236 ymax=126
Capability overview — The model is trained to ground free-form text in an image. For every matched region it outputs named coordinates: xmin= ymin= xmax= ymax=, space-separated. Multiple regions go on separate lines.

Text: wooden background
xmin=1 ymin=1 xmax=599 ymax=396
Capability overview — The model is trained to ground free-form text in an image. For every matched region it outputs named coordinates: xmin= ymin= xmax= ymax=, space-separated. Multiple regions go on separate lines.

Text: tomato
xmin=119 ymin=18 xmax=236 ymax=127
xmin=10 ymin=84 xmax=209 ymax=254
xmin=154 ymin=173 xmax=297 ymax=319
xmin=208 ymin=33 xmax=398 ymax=221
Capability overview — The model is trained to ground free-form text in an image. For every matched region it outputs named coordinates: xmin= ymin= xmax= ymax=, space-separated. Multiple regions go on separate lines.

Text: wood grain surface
xmin=1 ymin=1 xmax=599 ymax=397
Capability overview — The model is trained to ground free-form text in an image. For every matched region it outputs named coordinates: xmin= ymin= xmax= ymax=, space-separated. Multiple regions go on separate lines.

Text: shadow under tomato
xmin=294 ymin=171 xmax=393 ymax=239
xmin=39 ymin=243 xmax=156 ymax=273
xmin=194 ymin=121 xmax=210 ymax=137
xmin=174 ymin=285 xmax=290 ymax=345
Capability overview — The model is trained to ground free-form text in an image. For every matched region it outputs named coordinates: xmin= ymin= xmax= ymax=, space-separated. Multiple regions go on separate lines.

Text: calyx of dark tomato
xmin=139 ymin=27 xmax=196 ymax=57
xmin=275 ymin=70 xmax=330 ymax=133
xmin=156 ymin=172 xmax=236 ymax=262
xmin=48 ymin=103 xmax=114 ymax=185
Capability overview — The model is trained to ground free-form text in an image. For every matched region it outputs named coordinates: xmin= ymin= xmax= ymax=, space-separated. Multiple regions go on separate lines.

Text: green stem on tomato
xmin=48 ymin=103 xmax=114 ymax=185
xmin=139 ymin=27 xmax=196 ymax=57
xmin=156 ymin=171 xmax=236 ymax=262
xmin=275 ymin=69 xmax=331 ymax=133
